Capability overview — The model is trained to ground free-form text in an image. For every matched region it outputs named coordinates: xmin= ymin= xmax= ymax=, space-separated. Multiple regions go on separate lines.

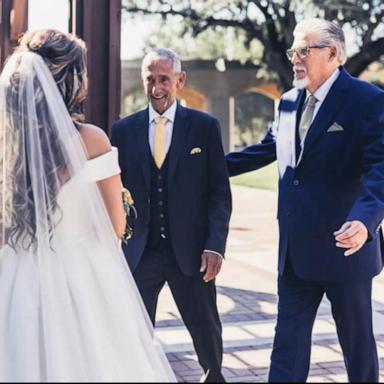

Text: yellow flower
xmin=122 ymin=188 xmax=134 ymax=206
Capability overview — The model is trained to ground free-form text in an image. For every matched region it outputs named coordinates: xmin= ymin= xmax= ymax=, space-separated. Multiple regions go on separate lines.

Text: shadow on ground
xmin=157 ymin=286 xmax=277 ymax=328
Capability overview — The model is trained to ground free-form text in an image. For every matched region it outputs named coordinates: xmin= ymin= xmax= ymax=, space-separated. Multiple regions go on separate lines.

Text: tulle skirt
xmin=0 ymin=236 xmax=176 ymax=382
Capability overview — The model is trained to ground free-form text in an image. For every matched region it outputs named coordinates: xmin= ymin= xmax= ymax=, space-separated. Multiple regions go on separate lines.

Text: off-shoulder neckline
xmin=86 ymin=146 xmax=117 ymax=163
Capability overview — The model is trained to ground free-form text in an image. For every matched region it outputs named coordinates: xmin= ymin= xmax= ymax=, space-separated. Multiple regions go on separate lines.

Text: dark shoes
xmin=200 ymin=370 xmax=226 ymax=383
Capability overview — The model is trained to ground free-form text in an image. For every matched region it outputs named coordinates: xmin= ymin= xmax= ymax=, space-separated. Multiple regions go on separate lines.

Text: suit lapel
xmin=135 ymin=109 xmax=151 ymax=191
xmin=297 ymin=68 xmax=350 ymax=165
xmin=168 ymin=104 xmax=191 ymax=187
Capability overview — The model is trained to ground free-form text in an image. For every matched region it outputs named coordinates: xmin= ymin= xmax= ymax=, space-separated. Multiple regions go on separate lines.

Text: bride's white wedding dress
xmin=0 ymin=148 xmax=176 ymax=382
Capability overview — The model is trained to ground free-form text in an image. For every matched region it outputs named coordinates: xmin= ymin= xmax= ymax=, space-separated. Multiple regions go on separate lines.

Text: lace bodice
xmin=55 ymin=147 xmax=120 ymax=240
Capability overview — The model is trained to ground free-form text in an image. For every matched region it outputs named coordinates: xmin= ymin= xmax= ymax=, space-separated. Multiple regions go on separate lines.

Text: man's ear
xmin=329 ymin=47 xmax=337 ymax=61
xmin=177 ymin=71 xmax=186 ymax=89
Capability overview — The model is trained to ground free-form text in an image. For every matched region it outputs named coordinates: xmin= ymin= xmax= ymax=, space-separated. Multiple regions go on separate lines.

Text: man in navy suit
xmin=226 ymin=19 xmax=384 ymax=382
xmin=111 ymin=48 xmax=232 ymax=382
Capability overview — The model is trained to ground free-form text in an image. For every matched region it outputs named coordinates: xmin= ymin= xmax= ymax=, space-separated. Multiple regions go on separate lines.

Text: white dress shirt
xmin=298 ymin=68 xmax=340 ymax=150
xmin=306 ymin=67 xmax=340 ymax=124
xmin=148 ymin=101 xmax=177 ymax=157
xmin=147 ymin=102 xmax=224 ymax=260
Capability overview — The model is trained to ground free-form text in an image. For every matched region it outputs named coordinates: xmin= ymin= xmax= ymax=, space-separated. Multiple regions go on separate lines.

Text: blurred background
xmin=1 ymin=4 xmax=384 ymax=381
xmin=1 ymin=0 xmax=383 ymax=188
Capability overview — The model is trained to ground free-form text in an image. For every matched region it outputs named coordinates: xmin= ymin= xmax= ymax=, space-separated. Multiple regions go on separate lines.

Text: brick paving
xmin=154 ymin=185 xmax=384 ymax=382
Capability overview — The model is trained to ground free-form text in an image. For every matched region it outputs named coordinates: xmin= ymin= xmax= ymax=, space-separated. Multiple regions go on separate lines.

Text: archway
xmin=177 ymin=87 xmax=206 ymax=112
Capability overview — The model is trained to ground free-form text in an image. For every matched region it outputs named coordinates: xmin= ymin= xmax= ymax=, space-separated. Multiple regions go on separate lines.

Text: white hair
xmin=141 ymin=48 xmax=182 ymax=74
xmin=294 ymin=18 xmax=347 ymax=65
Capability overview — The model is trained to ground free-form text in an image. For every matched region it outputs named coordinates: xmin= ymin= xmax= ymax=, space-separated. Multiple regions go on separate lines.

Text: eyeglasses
xmin=286 ymin=45 xmax=331 ymax=60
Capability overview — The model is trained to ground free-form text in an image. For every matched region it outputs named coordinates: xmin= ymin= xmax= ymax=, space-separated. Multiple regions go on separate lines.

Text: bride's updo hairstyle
xmin=16 ymin=29 xmax=88 ymax=123
xmin=1 ymin=30 xmax=88 ymax=250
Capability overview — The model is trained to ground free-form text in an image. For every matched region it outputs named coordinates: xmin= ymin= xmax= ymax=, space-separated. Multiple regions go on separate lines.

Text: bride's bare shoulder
xmin=78 ymin=123 xmax=112 ymax=159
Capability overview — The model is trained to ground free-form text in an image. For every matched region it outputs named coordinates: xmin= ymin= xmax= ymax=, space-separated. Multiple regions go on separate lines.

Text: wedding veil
xmin=0 ymin=51 xmax=90 ymax=250
xmin=0 ymin=51 xmax=175 ymax=381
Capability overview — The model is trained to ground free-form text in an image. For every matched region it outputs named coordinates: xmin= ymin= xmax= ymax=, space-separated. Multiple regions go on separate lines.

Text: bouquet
xmin=121 ymin=187 xmax=137 ymax=244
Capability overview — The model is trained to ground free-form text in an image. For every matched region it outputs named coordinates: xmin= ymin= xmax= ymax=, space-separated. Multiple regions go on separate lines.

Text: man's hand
xmin=334 ymin=220 xmax=368 ymax=256
xmin=200 ymin=251 xmax=223 ymax=283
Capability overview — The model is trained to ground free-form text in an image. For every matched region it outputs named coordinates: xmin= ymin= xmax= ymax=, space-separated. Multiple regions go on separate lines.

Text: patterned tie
xmin=299 ymin=94 xmax=318 ymax=145
xmin=153 ymin=116 xmax=168 ymax=169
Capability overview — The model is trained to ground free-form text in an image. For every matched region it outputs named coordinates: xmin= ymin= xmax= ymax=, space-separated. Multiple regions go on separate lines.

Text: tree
xmin=122 ymin=0 xmax=384 ymax=91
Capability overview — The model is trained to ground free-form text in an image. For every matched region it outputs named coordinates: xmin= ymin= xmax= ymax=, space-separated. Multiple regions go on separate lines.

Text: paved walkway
xmin=155 ymin=185 xmax=384 ymax=382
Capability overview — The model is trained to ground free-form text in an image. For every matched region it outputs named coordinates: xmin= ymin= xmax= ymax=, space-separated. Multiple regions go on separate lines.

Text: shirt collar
xmin=149 ymin=100 xmax=177 ymax=124
xmin=307 ymin=68 xmax=340 ymax=103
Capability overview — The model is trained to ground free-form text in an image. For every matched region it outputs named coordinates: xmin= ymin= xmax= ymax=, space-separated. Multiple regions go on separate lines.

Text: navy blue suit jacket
xmin=112 ymin=104 xmax=232 ymax=276
xmin=227 ymin=68 xmax=384 ymax=282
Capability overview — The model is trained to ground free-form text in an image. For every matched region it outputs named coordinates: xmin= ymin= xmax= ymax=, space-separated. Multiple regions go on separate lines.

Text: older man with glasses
xmin=226 ymin=18 xmax=384 ymax=382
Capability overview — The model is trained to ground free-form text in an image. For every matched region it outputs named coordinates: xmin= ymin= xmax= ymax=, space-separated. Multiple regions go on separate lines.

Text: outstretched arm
xmin=334 ymin=92 xmax=384 ymax=255
xmin=226 ymin=123 xmax=277 ymax=177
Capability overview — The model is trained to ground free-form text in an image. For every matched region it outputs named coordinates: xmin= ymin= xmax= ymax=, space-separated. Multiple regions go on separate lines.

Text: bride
xmin=0 ymin=29 xmax=176 ymax=382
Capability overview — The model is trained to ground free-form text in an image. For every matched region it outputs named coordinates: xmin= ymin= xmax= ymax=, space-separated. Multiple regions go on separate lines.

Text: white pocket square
xmin=327 ymin=122 xmax=344 ymax=132
xmin=190 ymin=147 xmax=202 ymax=155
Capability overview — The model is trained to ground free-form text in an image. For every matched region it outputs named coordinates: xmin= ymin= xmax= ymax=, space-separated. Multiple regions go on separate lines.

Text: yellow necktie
xmin=153 ymin=116 xmax=168 ymax=169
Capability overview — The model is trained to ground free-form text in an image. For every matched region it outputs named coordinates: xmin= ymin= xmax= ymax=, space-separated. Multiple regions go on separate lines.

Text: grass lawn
xmin=230 ymin=163 xmax=278 ymax=191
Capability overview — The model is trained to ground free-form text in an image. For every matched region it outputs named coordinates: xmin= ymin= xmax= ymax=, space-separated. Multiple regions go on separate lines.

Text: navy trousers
xmin=133 ymin=246 xmax=225 ymax=383
xmin=269 ymin=259 xmax=379 ymax=383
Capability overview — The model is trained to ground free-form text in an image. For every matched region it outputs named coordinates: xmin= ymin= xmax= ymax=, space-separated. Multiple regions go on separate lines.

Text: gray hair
xmin=141 ymin=48 xmax=182 ymax=74
xmin=294 ymin=18 xmax=347 ymax=65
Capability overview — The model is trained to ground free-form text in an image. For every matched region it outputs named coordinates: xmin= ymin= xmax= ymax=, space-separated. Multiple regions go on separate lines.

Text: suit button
xmin=158 ymin=188 xmax=163 ymax=193
xmin=293 ymin=179 xmax=299 ymax=186
xmin=160 ymin=214 xmax=164 ymax=218
xmin=158 ymin=201 xmax=164 ymax=206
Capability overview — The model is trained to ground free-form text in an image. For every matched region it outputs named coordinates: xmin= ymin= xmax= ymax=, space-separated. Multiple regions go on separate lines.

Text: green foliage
xmin=122 ymin=0 xmax=384 ymax=91
xmin=146 ymin=23 xmax=264 ymax=64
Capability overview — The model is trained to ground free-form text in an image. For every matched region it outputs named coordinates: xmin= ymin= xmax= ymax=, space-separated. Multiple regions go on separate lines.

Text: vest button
xmin=293 ymin=179 xmax=299 ymax=186
xmin=158 ymin=188 xmax=163 ymax=193
xmin=158 ymin=201 xmax=164 ymax=206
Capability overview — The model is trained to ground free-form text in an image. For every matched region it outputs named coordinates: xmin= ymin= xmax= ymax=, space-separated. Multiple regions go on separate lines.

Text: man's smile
xmin=151 ymin=94 xmax=167 ymax=100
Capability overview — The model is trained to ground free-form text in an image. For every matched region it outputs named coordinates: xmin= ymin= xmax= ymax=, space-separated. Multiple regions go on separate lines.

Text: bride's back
xmin=55 ymin=143 xmax=120 ymax=241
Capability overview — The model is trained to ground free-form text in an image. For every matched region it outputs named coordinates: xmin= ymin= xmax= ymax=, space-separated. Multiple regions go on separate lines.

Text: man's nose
xmin=291 ymin=52 xmax=301 ymax=65
xmin=151 ymin=83 xmax=161 ymax=95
